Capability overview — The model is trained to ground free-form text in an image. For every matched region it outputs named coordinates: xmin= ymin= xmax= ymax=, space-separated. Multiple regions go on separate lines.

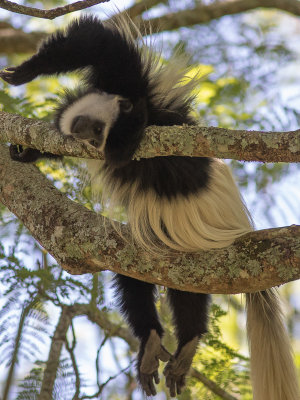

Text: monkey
xmin=1 ymin=14 xmax=299 ymax=399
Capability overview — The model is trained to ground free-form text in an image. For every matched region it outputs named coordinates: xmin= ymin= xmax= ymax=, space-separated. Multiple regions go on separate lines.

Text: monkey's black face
xmin=70 ymin=115 xmax=105 ymax=148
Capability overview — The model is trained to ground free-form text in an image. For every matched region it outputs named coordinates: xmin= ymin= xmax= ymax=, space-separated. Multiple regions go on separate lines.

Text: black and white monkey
xmin=1 ymin=14 xmax=299 ymax=399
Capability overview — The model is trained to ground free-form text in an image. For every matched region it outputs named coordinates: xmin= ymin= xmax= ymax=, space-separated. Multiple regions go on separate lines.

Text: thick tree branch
xmin=147 ymin=0 xmax=300 ymax=33
xmin=0 ymin=22 xmax=45 ymax=54
xmin=0 ymin=144 xmax=299 ymax=294
xmin=124 ymin=0 xmax=166 ymax=19
xmin=0 ymin=0 xmax=109 ymax=19
xmin=0 ymin=1 xmax=165 ymax=54
xmin=2 ymin=0 xmax=300 ymax=54
xmin=0 ymin=112 xmax=299 ymax=162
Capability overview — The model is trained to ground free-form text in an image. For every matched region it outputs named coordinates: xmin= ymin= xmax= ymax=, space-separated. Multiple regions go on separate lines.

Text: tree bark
xmin=1 ymin=112 xmax=299 ymax=162
xmin=147 ymin=0 xmax=300 ymax=33
xmin=0 ymin=144 xmax=299 ymax=294
xmin=2 ymin=1 xmax=300 ymax=53
xmin=0 ymin=22 xmax=45 ymax=54
xmin=0 ymin=0 xmax=109 ymax=19
xmin=38 ymin=306 xmax=72 ymax=400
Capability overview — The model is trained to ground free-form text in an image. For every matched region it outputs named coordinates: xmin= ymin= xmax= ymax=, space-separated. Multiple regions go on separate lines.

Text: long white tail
xmin=246 ymin=289 xmax=300 ymax=400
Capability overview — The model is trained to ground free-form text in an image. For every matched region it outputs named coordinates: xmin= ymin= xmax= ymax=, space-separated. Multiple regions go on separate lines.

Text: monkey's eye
xmin=119 ymin=99 xmax=133 ymax=113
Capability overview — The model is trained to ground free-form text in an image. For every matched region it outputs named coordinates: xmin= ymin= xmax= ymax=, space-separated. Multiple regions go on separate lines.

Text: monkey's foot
xmin=0 ymin=66 xmax=36 ymax=86
xmin=163 ymin=336 xmax=199 ymax=397
xmin=138 ymin=330 xmax=171 ymax=396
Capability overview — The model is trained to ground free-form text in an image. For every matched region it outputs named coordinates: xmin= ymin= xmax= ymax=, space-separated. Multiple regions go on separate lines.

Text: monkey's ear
xmin=119 ymin=98 xmax=133 ymax=113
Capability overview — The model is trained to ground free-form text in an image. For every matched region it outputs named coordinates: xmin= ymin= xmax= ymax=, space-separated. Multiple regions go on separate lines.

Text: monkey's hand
xmin=138 ymin=330 xmax=171 ymax=396
xmin=10 ymin=145 xmax=44 ymax=162
xmin=9 ymin=145 xmax=61 ymax=163
xmin=0 ymin=65 xmax=37 ymax=86
xmin=163 ymin=336 xmax=198 ymax=397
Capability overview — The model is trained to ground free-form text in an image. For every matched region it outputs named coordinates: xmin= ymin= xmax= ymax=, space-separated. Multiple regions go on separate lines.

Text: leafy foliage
xmin=15 ymin=363 xmax=44 ymax=400
xmin=193 ymin=304 xmax=252 ymax=399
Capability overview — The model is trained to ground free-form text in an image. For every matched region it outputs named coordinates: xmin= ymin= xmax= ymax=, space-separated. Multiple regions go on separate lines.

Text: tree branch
xmin=3 ymin=299 xmax=37 ymax=400
xmin=0 ymin=22 xmax=45 ymax=54
xmin=0 ymin=112 xmax=299 ymax=162
xmin=0 ymin=144 xmax=299 ymax=294
xmin=147 ymin=0 xmax=300 ymax=33
xmin=77 ymin=304 xmax=138 ymax=351
xmin=2 ymin=0 xmax=300 ymax=54
xmin=79 ymin=302 xmax=239 ymax=399
xmin=0 ymin=1 xmax=165 ymax=55
xmin=190 ymin=369 xmax=239 ymax=400
xmin=0 ymin=0 xmax=109 ymax=19
xmin=124 ymin=0 xmax=166 ymax=19
xmin=39 ymin=306 xmax=73 ymax=400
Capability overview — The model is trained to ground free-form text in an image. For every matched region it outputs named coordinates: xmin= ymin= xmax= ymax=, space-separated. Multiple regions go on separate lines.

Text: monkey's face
xmin=69 ymin=97 xmax=134 ymax=149
xmin=70 ymin=114 xmax=105 ymax=148
xmin=57 ymin=88 xmax=147 ymax=167
xmin=57 ymin=90 xmax=122 ymax=152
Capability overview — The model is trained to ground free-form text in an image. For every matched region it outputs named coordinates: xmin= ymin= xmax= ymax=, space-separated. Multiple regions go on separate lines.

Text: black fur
xmin=9 ymin=145 xmax=62 ymax=163
xmin=167 ymin=289 xmax=210 ymax=350
xmin=105 ymin=157 xmax=211 ymax=199
xmin=1 ymin=15 xmax=211 ymax=397
xmin=114 ymin=274 xmax=164 ymax=341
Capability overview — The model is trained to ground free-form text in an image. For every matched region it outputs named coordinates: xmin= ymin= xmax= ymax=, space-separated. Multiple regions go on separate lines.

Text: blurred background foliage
xmin=0 ymin=0 xmax=300 ymax=399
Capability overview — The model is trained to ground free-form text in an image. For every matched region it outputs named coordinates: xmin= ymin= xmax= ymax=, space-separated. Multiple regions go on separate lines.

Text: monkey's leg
xmin=0 ymin=16 xmax=144 ymax=96
xmin=164 ymin=289 xmax=210 ymax=397
xmin=114 ymin=274 xmax=170 ymax=396
xmin=0 ymin=17 xmax=105 ymax=85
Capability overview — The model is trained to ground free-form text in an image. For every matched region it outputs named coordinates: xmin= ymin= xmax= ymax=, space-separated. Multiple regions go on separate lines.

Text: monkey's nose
xmin=88 ymin=139 xmax=102 ymax=148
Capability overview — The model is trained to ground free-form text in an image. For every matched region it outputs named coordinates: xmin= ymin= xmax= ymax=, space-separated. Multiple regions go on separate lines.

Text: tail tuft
xmin=246 ymin=289 xmax=300 ymax=400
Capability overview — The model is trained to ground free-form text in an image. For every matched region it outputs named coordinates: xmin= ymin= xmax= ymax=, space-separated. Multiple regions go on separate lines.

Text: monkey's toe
xmin=163 ymin=336 xmax=199 ymax=397
xmin=138 ymin=330 xmax=171 ymax=396
xmin=0 ymin=67 xmax=35 ymax=85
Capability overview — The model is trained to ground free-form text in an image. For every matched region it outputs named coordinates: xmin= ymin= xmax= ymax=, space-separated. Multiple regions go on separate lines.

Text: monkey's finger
xmin=169 ymin=378 xmax=176 ymax=398
xmin=153 ymin=370 xmax=160 ymax=384
xmin=176 ymin=376 xmax=184 ymax=395
xmin=140 ymin=374 xmax=157 ymax=396
xmin=148 ymin=376 xmax=157 ymax=396
xmin=165 ymin=373 xmax=175 ymax=398
xmin=140 ymin=375 xmax=151 ymax=396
